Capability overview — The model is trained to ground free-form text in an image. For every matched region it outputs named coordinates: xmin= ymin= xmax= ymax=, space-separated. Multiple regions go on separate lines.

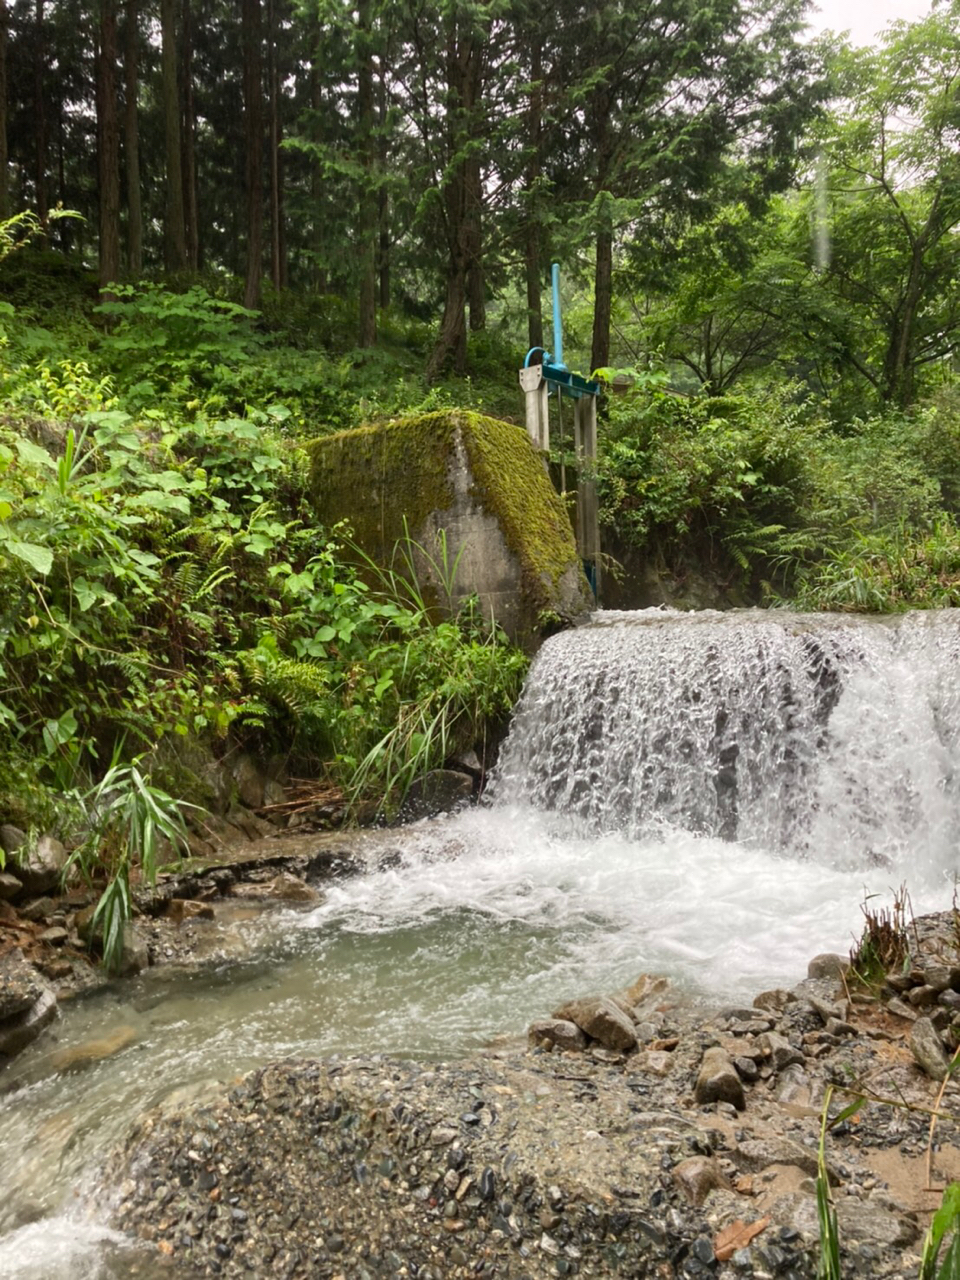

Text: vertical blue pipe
xmin=551 ymin=262 xmax=565 ymax=369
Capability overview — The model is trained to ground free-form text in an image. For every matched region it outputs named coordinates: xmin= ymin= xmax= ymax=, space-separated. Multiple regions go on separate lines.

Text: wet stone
xmin=694 ymin=1046 xmax=745 ymax=1111
xmin=910 ymin=1016 xmax=951 ymax=1080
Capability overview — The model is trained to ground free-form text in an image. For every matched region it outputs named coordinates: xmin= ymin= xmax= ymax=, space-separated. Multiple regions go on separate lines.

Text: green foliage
xmin=599 ymin=382 xmax=814 ymax=580
xmin=70 ymin=755 xmax=195 ymax=973
xmin=921 ymin=1183 xmax=960 ymax=1280
xmin=817 ymin=1084 xmax=960 ymax=1280
xmin=599 ymin=376 xmax=960 ymax=611
xmin=817 ymin=1087 xmax=844 ymax=1280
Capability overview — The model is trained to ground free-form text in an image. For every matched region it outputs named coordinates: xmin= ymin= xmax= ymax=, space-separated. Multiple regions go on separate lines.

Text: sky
xmin=807 ymin=0 xmax=936 ymax=45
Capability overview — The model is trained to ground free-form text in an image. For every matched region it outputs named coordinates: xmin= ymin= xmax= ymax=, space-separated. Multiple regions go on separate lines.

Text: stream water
xmin=2 ymin=607 xmax=959 ymax=1277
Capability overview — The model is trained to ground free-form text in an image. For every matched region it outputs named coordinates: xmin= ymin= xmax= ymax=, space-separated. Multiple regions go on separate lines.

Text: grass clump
xmin=848 ymin=885 xmax=911 ymax=990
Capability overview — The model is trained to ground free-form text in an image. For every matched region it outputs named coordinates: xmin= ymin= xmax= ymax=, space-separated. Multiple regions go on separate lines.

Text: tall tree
xmin=523 ymin=36 xmax=543 ymax=350
xmin=123 ymin=0 xmax=141 ymax=274
xmin=242 ymin=0 xmax=263 ymax=308
xmin=554 ymin=0 xmax=822 ymax=374
xmin=181 ymin=0 xmax=199 ymax=268
xmin=160 ymin=0 xmax=186 ymax=269
xmin=417 ymin=2 xmax=493 ymax=379
xmin=97 ymin=0 xmax=121 ymax=288
xmin=0 ymin=0 xmax=8 ymax=219
xmin=33 ymin=0 xmax=47 ymax=220
xmin=810 ymin=7 xmax=960 ymax=407
xmin=356 ymin=0 xmax=377 ymax=345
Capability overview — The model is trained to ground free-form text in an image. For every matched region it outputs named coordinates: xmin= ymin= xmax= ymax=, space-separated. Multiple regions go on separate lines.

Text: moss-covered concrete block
xmin=306 ymin=409 xmax=592 ymax=646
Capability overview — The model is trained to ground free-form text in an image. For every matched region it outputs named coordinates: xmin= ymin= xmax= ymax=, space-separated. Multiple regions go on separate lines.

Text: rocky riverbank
xmin=101 ymin=912 xmax=960 ymax=1280
xmin=0 ymin=825 xmax=417 ymax=1066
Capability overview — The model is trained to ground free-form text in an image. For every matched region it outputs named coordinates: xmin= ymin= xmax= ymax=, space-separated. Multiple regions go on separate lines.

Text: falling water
xmin=493 ymin=608 xmax=960 ymax=877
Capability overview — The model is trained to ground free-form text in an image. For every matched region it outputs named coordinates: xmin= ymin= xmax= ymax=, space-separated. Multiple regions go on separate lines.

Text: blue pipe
xmin=551 ymin=262 xmax=566 ymax=370
xmin=524 ymin=346 xmax=550 ymax=368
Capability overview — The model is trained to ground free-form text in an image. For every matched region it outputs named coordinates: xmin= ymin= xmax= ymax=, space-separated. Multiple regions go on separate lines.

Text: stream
xmin=1 ymin=607 xmax=958 ymax=1277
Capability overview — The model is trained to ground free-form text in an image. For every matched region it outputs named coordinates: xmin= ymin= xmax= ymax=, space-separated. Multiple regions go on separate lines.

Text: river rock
xmin=166 ymin=898 xmax=216 ymax=923
xmin=805 ymin=992 xmax=848 ymax=1025
xmin=923 ymin=965 xmax=960 ymax=993
xmin=835 ymin=1199 xmax=919 ymax=1248
xmin=694 ymin=1046 xmax=745 ymax=1110
xmin=402 ymin=770 xmax=474 ymax=820
xmin=0 ymin=870 xmax=22 ymax=901
xmin=0 ymin=959 xmax=57 ymax=1060
xmin=673 ymin=1155 xmax=727 ymax=1206
xmin=761 ymin=1031 xmax=805 ymax=1071
xmin=910 ymin=1016 xmax=951 ymax=1080
xmin=12 ymin=834 xmax=68 ymax=895
xmin=0 ymin=824 xmax=25 ymax=856
xmin=621 ymin=973 xmax=670 ymax=1016
xmin=551 ymin=996 xmax=638 ymax=1052
xmin=527 ymin=1018 xmax=588 ymax=1052
xmin=50 ymin=1025 xmax=138 ymax=1073
xmin=736 ymin=1136 xmax=830 ymax=1181
xmin=38 ymin=926 xmax=69 ymax=945
xmin=0 ymin=948 xmax=46 ymax=1020
xmin=753 ymin=988 xmax=792 ymax=1013
xmin=265 ymin=872 xmax=320 ymax=903
xmin=807 ymin=953 xmax=850 ymax=980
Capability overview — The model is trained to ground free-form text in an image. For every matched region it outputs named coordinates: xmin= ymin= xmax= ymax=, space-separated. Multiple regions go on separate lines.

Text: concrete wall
xmin=306 ymin=409 xmax=592 ymax=647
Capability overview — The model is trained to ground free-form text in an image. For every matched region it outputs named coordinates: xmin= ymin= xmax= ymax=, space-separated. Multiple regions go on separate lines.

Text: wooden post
xmin=519 ymin=364 xmax=549 ymax=451
xmin=574 ymin=395 xmax=600 ymax=599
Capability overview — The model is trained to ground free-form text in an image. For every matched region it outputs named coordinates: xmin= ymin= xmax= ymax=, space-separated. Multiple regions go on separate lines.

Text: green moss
xmin=457 ymin=409 xmax=582 ymax=591
xmin=306 ymin=408 xmax=589 ymax=638
xmin=307 ymin=411 xmax=459 ymax=564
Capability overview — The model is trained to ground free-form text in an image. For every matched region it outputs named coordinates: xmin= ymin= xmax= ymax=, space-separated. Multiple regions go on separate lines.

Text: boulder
xmin=0 ymin=870 xmax=23 ymax=901
xmin=0 ymin=955 xmax=57 ymax=1060
xmin=0 ymin=948 xmax=47 ymax=1020
xmin=12 ymin=834 xmax=68 ymax=895
xmin=527 ymin=1019 xmax=588 ymax=1053
xmin=0 ymin=824 xmax=25 ymax=856
xmin=910 ymin=1016 xmax=951 ymax=1080
xmin=552 ymin=996 xmax=638 ymax=1052
xmin=306 ymin=410 xmax=593 ymax=648
xmin=402 ymin=771 xmax=474 ymax=821
xmin=694 ymin=1046 xmax=745 ymax=1110
xmin=807 ymin=953 xmax=850 ymax=980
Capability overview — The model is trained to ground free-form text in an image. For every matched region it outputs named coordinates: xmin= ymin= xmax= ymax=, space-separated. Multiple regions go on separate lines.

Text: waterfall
xmin=492 ymin=608 xmax=960 ymax=880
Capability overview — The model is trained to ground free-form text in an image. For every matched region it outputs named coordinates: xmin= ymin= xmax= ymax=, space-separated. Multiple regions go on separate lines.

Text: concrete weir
xmin=307 ymin=408 xmax=592 ymax=646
